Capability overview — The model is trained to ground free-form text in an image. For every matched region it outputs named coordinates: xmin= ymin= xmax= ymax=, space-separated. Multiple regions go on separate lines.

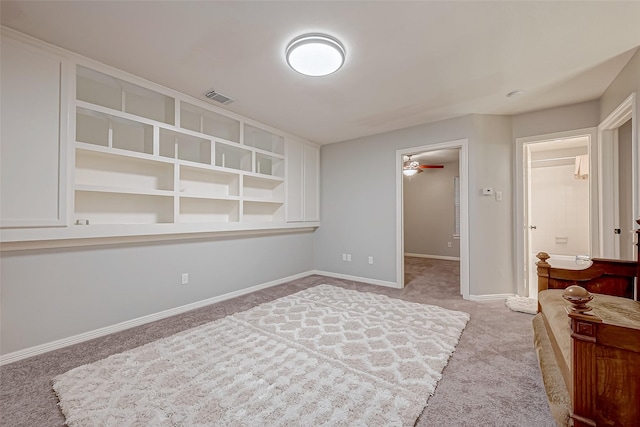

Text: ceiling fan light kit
xmin=402 ymin=155 xmax=444 ymax=176
xmin=403 ymin=159 xmax=422 ymax=176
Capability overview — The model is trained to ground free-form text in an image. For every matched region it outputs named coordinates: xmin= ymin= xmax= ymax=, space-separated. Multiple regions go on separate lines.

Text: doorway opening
xmin=527 ymin=136 xmax=591 ymax=296
xmin=515 ymin=128 xmax=597 ymax=298
xmin=396 ymin=139 xmax=469 ymax=299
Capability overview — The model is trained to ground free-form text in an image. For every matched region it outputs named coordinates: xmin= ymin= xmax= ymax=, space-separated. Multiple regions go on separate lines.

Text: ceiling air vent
xmin=204 ymin=90 xmax=234 ymax=105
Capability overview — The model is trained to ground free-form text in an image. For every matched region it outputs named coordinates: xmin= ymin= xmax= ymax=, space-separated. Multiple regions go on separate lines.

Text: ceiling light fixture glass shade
xmin=403 ymin=160 xmax=422 ymax=176
xmin=286 ymin=34 xmax=345 ymax=77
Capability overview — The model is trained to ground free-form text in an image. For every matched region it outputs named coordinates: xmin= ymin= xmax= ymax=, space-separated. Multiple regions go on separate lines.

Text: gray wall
xmin=5 ymin=50 xmax=638 ymax=357
xmin=471 ymin=115 xmax=514 ymax=294
xmin=314 ymin=115 xmax=475 ymax=284
xmin=1 ymin=231 xmax=314 ymax=354
xmin=404 ymin=159 xmax=460 ymax=258
xmin=512 ymin=100 xmax=600 ymax=139
xmin=314 ymin=114 xmax=516 ymax=296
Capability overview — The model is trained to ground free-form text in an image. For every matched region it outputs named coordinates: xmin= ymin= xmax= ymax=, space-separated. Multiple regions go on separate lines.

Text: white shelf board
xmin=76 ymin=142 xmax=175 ymax=165
xmin=76 ymin=100 xmax=162 ymax=128
xmin=243 ymin=197 xmax=285 ymax=204
xmin=75 ymin=184 xmax=175 ymax=197
xmin=177 ymin=159 xmax=237 ymax=175
xmin=178 ymin=193 xmax=240 ymax=201
xmin=242 ymin=171 xmax=285 ymax=182
xmin=248 ymin=146 xmax=286 ymax=159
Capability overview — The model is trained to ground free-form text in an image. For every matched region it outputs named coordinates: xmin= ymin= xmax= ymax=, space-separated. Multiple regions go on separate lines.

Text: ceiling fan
xmin=402 ymin=155 xmax=444 ymax=176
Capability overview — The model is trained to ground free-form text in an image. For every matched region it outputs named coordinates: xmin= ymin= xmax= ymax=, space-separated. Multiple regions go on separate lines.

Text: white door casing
xmin=598 ymin=93 xmax=638 ymax=259
xmin=515 ymin=128 xmax=598 ymax=297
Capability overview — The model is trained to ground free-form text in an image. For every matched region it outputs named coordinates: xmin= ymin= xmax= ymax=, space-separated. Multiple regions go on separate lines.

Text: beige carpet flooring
xmin=0 ymin=257 xmax=555 ymax=426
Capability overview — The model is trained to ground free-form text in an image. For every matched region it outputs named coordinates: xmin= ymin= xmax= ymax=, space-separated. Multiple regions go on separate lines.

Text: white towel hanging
xmin=574 ymin=154 xmax=589 ymax=180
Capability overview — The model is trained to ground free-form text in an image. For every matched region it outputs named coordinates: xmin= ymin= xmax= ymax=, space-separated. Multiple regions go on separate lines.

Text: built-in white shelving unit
xmin=0 ymin=28 xmax=320 ymax=247
xmin=73 ymin=65 xmax=288 ymax=226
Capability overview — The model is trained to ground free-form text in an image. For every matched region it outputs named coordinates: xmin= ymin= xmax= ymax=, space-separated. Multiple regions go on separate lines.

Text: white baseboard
xmin=405 ymin=253 xmax=460 ymax=261
xmin=469 ymin=293 xmax=514 ymax=301
xmin=0 ymin=271 xmax=313 ymax=366
xmin=311 ymin=270 xmax=400 ymax=289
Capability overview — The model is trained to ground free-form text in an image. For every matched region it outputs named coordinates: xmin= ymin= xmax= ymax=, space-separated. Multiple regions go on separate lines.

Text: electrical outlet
xmin=342 ymin=253 xmax=347 ymax=261
xmin=181 ymin=273 xmax=189 ymax=285
xmin=448 ymin=242 xmax=452 ymax=248
xmin=368 ymin=256 xmax=374 ymax=264
xmin=347 ymin=254 xmax=352 ymax=262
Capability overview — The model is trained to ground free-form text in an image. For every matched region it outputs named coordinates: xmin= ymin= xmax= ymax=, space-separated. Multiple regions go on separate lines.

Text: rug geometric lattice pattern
xmin=53 ymin=285 xmax=470 ymax=426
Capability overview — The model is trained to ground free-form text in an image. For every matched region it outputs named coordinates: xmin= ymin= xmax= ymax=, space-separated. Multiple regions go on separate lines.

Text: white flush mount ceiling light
xmin=286 ymin=34 xmax=345 ymax=77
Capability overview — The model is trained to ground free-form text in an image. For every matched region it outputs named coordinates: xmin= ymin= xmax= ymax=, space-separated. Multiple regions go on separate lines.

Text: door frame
xmin=514 ymin=128 xmax=598 ymax=297
xmin=396 ymin=138 xmax=469 ymax=299
xmin=598 ymin=92 xmax=637 ymax=258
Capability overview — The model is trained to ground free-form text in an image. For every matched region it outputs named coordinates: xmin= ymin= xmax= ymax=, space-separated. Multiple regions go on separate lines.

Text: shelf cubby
xmin=124 ymin=85 xmax=175 ymax=126
xmin=76 ymin=65 xmax=122 ymax=111
xmin=243 ymin=124 xmax=284 ymax=155
xmin=76 ymin=149 xmax=174 ymax=192
xmin=76 ymin=109 xmax=110 ymax=147
xmin=255 ymin=153 xmax=285 ymax=177
xmin=215 ymin=142 xmax=252 ymax=172
xmin=111 ymin=115 xmax=153 ymax=154
xmin=75 ymin=191 xmax=174 ymax=224
xmin=77 ymin=65 xmax=175 ymax=125
xmin=76 ymin=108 xmax=153 ymax=154
xmin=242 ymin=201 xmax=285 ymax=222
xmin=178 ymin=198 xmax=239 ymax=223
xmin=180 ymin=101 xmax=240 ymax=143
xmin=243 ymin=176 xmax=284 ymax=201
xmin=159 ymin=128 xmax=211 ymax=164
xmin=179 ymin=165 xmax=239 ymax=197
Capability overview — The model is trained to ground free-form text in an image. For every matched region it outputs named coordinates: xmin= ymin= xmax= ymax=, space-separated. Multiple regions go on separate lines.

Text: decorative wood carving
xmin=536 ymin=244 xmax=638 ymax=300
xmin=535 ymin=219 xmax=640 ymax=427
xmin=566 ymin=309 xmax=640 ymax=427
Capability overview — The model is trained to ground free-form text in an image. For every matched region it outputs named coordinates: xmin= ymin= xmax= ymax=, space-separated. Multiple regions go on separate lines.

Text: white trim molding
xmin=311 ymin=270 xmax=400 ymax=289
xmin=597 ymin=92 xmax=637 ymax=258
xmin=0 ymin=271 xmax=313 ymax=366
xmin=405 ymin=253 xmax=461 ymax=261
xmin=514 ymin=128 xmax=597 ymax=298
xmin=469 ymin=293 xmax=515 ymax=302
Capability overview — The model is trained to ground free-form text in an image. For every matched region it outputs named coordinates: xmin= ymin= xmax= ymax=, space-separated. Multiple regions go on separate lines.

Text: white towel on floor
xmin=505 ymin=295 xmax=537 ymax=315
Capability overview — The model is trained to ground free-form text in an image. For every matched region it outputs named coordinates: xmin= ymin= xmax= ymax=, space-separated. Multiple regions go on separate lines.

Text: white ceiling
xmin=2 ymin=1 xmax=639 ymax=145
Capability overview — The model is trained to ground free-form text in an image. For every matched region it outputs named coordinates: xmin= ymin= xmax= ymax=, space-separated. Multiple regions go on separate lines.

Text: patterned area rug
xmin=53 ymin=285 xmax=470 ymax=426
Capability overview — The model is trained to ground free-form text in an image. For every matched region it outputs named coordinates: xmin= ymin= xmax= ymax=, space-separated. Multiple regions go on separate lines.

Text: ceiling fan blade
xmin=418 ymin=165 xmax=444 ymax=169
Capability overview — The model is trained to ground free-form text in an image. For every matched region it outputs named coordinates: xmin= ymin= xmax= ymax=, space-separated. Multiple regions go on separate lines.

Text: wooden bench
xmin=533 ymin=222 xmax=640 ymax=427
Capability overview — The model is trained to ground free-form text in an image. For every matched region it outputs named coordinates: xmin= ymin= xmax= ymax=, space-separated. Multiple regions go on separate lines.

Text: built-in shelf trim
xmin=1 ymin=223 xmax=318 ymax=251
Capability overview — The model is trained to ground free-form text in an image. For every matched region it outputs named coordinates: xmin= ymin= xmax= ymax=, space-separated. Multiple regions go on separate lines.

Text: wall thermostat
xmin=482 ymin=187 xmax=494 ymax=196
